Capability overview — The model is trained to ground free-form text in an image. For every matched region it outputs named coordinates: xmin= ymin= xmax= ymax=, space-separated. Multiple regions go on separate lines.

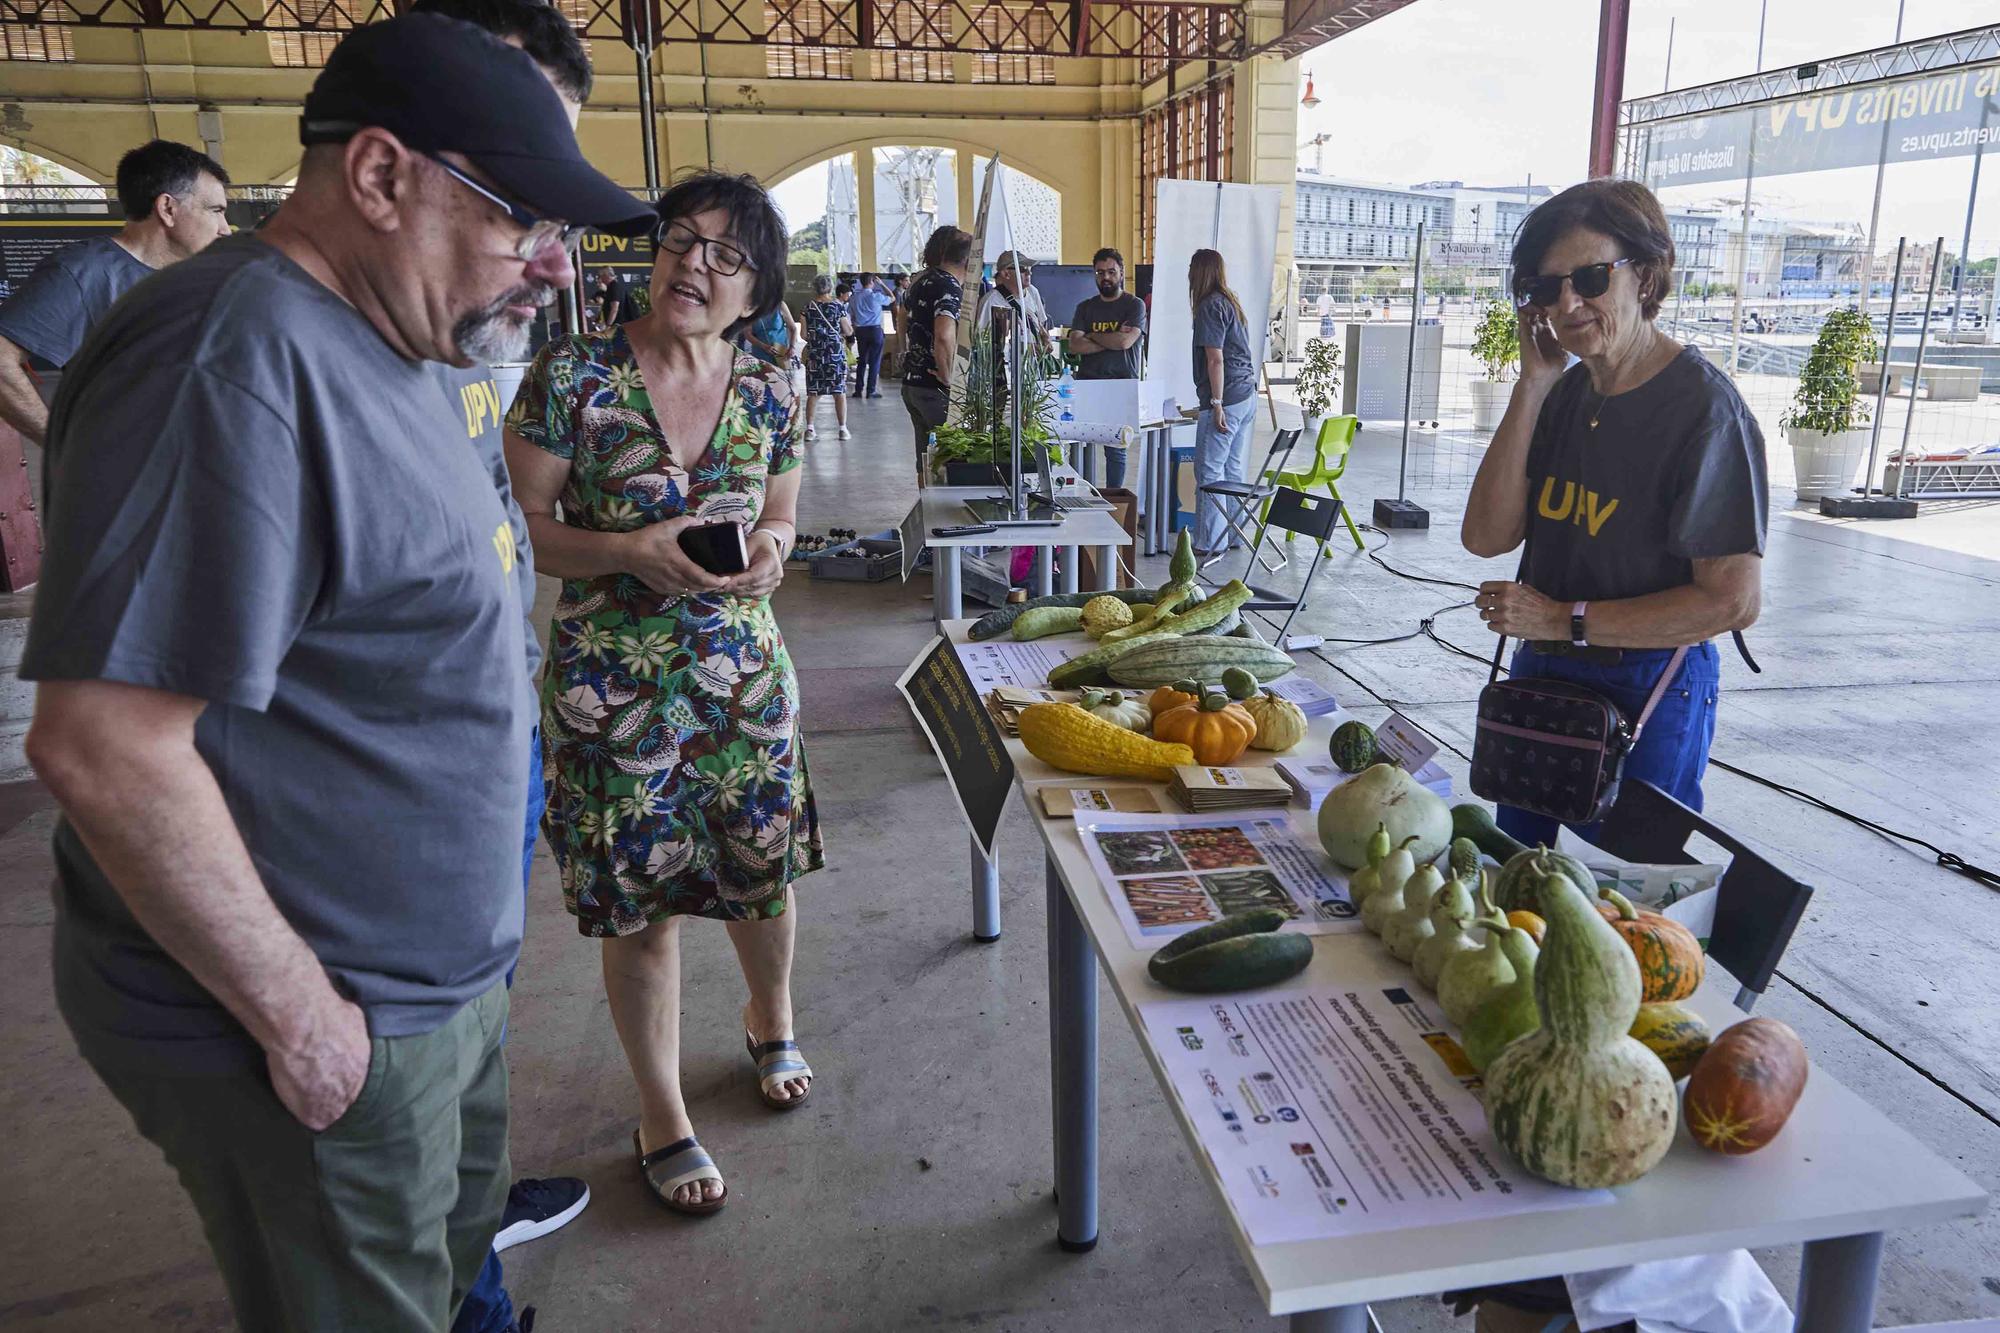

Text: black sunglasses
xmin=1514 ymin=258 xmax=1633 ymax=310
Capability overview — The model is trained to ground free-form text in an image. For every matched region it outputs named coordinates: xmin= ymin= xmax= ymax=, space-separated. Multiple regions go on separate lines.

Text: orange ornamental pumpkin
xmin=1152 ymin=694 xmax=1256 ymax=766
xmin=1599 ymin=889 xmax=1704 ymax=1002
xmin=1505 ymin=910 xmax=1546 ymax=945
xmin=1683 ymin=1017 xmax=1809 ymax=1154
xmin=1149 ymin=678 xmax=1205 ymax=717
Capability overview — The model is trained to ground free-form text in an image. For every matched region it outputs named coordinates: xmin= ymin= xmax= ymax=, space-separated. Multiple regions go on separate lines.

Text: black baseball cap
xmin=300 ymin=13 xmax=652 ymax=236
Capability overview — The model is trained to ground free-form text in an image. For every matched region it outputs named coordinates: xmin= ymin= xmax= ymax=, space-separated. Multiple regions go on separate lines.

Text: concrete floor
xmin=2 ymin=386 xmax=1997 ymax=1331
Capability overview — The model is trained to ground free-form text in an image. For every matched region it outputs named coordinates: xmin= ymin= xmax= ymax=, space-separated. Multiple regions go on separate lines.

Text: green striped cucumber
xmin=1150 ymin=906 xmax=1290 ymax=967
xmin=1047 ymin=628 xmax=1184 ymax=688
xmin=1105 ymin=637 xmax=1296 ymax=688
xmin=968 ymin=587 xmax=1169 ymax=641
xmin=1149 ymin=930 xmax=1315 ymax=992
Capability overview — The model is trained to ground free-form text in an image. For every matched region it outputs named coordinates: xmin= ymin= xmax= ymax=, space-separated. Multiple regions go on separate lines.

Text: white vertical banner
xmin=1145 ymin=179 xmax=1282 ymax=416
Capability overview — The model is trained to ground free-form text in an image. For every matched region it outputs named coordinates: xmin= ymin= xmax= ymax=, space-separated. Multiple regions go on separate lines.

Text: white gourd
xmin=1438 ymin=871 xmax=1518 ymax=1026
xmin=1413 ymin=863 xmax=1481 ymax=990
xmin=1361 ymin=836 xmax=1421 ymax=936
xmin=1344 ymin=823 xmax=1393 ymax=913
xmin=1384 ymin=862 xmax=1444 ymax=963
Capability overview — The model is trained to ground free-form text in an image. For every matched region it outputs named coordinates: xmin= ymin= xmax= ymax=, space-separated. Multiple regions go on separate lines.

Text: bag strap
xmin=1487 ymin=543 xmax=1529 ymax=686
xmin=1630 ymin=645 xmax=1690 ymax=742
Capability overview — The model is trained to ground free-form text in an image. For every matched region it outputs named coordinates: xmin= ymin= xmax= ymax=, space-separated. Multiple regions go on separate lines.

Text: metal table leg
xmin=1093 ymin=545 xmax=1116 ymax=592
xmin=934 ymin=545 xmax=963 ymax=631
xmin=1795 ymin=1232 xmax=1883 ymax=1333
xmin=1060 ymin=545 xmax=1079 ymax=593
xmin=972 ymin=838 xmax=1000 ymax=943
xmin=1048 ymin=868 xmax=1064 ymax=1202
xmin=1034 ymin=546 xmax=1054 ymax=597
xmin=1289 ymin=1308 xmax=1369 ymax=1332
xmin=1049 ymin=855 xmax=1098 ymax=1251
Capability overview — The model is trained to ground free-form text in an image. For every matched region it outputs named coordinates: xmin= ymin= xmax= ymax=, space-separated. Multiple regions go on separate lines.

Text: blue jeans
xmin=1194 ymin=397 xmax=1258 ymax=553
xmin=1102 ymin=445 xmax=1127 ymax=490
xmin=453 ymin=729 xmax=545 ymax=1333
xmin=1495 ymin=642 xmax=1721 ymax=851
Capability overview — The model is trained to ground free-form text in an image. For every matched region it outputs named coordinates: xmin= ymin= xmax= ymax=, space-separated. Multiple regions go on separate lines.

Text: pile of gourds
xmin=1347 ymin=804 xmax=1813 ymax=1189
xmin=1020 ymin=668 xmax=1311 ymax=778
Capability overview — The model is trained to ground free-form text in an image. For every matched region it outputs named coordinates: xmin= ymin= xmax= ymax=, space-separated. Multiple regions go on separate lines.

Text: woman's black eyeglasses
xmin=1514 ymin=258 xmax=1633 ymax=310
xmin=654 ymin=221 xmax=756 ymax=276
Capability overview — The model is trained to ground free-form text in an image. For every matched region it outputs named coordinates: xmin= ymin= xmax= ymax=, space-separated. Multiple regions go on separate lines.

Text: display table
xmin=915 ymin=480 xmax=1133 ymax=630
xmin=932 ymin=620 xmax=1986 ymax=1332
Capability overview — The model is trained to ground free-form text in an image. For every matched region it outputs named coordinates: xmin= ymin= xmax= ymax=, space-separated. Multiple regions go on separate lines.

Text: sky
xmin=777 ymin=1 xmax=2000 ymax=262
xmin=1299 ymin=0 xmax=2000 ymax=254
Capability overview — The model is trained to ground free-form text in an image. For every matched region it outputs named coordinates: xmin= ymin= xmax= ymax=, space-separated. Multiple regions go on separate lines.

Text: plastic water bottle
xmin=1058 ymin=366 xmax=1075 ymax=431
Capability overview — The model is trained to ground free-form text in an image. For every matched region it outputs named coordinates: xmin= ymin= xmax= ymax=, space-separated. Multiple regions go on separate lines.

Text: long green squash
xmin=1482 ymin=874 xmax=1679 ymax=1189
xmin=968 ymin=587 xmax=1178 ymax=641
xmin=1105 ymin=637 xmax=1295 ymax=689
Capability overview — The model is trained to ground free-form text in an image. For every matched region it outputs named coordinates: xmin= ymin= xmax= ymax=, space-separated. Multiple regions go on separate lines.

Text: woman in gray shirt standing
xmin=1188 ymin=248 xmax=1259 ymax=556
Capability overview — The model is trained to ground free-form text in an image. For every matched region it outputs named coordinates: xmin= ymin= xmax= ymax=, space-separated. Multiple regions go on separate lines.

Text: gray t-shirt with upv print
xmin=24 ymin=236 xmax=534 ymax=1073
xmin=1523 ymin=345 xmax=1768 ymax=604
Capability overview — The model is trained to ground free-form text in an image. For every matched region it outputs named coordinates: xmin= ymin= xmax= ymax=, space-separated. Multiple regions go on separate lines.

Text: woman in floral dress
xmin=505 ymin=173 xmax=822 ymax=1217
xmin=800 ymin=273 xmax=851 ymax=441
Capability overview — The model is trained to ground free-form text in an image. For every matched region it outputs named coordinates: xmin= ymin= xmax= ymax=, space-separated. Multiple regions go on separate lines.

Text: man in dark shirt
xmin=1067 ymin=246 xmax=1147 ymax=486
xmin=901 ymin=225 xmax=973 ymax=481
xmin=0 ymin=139 xmax=230 ymax=444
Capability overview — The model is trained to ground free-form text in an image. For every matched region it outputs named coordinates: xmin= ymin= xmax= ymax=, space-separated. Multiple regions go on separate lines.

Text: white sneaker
xmin=838 ymin=426 xmax=852 ymax=440
xmin=805 ymin=424 xmax=817 ymax=440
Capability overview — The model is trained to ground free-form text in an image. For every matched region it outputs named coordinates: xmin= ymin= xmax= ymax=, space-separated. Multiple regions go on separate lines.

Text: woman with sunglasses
xmin=503 ymin=171 xmax=824 ymax=1218
xmin=1460 ymin=178 xmax=1767 ymax=849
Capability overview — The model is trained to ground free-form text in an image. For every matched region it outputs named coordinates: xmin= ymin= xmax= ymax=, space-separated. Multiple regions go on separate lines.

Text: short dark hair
xmin=858 ymin=271 xmax=875 ymax=285
xmin=922 ymin=225 xmax=973 ymax=271
xmin=116 ymin=140 xmax=229 ymax=221
xmin=1511 ymin=178 xmax=1675 ymax=320
xmin=652 ymin=170 xmax=788 ymax=339
xmin=408 ymin=0 xmax=593 ymax=103
xmin=1092 ymin=247 xmax=1124 ymax=270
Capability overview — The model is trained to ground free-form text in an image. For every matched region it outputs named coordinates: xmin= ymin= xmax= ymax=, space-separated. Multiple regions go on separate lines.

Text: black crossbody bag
xmin=1468 ymin=542 xmax=1689 ymax=826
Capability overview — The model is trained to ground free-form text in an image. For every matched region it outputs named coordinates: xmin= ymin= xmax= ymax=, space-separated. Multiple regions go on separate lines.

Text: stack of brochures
xmin=1264 ymin=676 xmax=1338 ymax=717
xmin=1167 ymin=765 xmax=1294 ymax=812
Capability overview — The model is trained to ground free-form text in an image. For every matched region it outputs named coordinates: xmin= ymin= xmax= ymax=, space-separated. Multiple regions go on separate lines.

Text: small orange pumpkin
xmin=1505 ymin=910 xmax=1546 ymax=945
xmin=1149 ymin=678 xmax=1205 ymax=717
xmin=1600 ymin=889 xmax=1704 ymax=1002
xmin=1152 ymin=693 xmax=1256 ymax=766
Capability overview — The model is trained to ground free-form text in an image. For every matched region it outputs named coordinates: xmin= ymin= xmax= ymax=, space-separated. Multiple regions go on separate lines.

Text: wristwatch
xmin=1570 ymin=601 xmax=1589 ymax=648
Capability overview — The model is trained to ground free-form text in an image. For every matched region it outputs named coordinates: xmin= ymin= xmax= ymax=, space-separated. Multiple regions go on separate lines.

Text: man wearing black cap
xmin=19 ymin=15 xmax=651 ymax=1331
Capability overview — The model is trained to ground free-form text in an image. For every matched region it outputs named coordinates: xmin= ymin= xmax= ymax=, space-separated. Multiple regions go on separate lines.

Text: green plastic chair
xmin=1262 ymin=414 xmax=1365 ymax=553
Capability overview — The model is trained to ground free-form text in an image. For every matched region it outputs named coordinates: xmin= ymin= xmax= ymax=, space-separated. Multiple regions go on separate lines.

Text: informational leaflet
xmin=1079 ymin=811 xmax=1362 ymax=947
xmin=1138 ymin=986 xmax=1614 ymax=1245
xmin=954 ymin=637 xmax=1085 ymax=694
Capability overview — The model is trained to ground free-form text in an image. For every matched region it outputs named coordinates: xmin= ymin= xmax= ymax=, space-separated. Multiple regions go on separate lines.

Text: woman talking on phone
xmin=505 ymin=172 xmax=824 ymax=1217
xmin=1460 ymin=178 xmax=1767 ymax=848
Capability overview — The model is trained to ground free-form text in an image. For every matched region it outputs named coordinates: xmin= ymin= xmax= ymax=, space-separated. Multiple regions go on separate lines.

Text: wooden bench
xmin=1859 ymin=361 xmax=1983 ymax=401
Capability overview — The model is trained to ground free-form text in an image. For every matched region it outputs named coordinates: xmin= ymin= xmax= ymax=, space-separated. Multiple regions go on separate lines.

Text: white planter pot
xmin=1301 ymin=414 xmax=1328 ymax=451
xmin=1786 ymin=426 xmax=1873 ymax=500
xmin=1470 ymin=378 xmax=1513 ymax=432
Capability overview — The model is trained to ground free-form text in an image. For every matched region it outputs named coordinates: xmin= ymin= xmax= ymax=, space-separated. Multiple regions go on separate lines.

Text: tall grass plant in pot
xmin=1470 ymin=300 xmax=1520 ymax=432
xmin=1781 ymin=307 xmax=1879 ymax=500
xmin=1296 ymin=337 xmax=1343 ymax=447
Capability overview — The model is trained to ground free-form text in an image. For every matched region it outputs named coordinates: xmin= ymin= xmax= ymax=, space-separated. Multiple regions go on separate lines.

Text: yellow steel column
xmin=955 ymin=147 xmax=976 ymax=243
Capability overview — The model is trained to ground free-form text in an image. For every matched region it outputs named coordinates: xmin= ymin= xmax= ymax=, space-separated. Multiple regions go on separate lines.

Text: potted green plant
xmin=1295 ymin=337 xmax=1342 ymax=444
xmin=930 ymin=340 xmax=1059 ymax=485
xmin=1469 ymin=299 xmax=1520 ymax=432
xmin=1781 ymin=306 xmax=1878 ymax=500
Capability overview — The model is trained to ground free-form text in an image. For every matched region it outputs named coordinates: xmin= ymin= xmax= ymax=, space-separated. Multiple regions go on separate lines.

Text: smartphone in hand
xmin=678 ymin=521 xmax=749 ymax=576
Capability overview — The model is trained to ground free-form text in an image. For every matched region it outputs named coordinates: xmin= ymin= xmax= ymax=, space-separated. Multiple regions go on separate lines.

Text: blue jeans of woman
xmin=452 ymin=728 xmax=545 ymax=1333
xmin=1194 ymin=397 xmax=1259 ymax=553
xmin=1495 ymin=642 xmax=1721 ymax=851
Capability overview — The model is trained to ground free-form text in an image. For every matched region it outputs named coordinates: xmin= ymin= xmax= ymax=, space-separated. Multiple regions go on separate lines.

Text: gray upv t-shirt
xmin=440 ymin=363 xmax=540 ymax=677
xmin=0 ymin=233 xmax=153 ymax=371
xmin=1191 ymin=292 xmax=1256 ymax=407
xmin=25 ymin=237 xmax=534 ymax=1072
xmin=1523 ymin=345 xmax=1768 ymax=604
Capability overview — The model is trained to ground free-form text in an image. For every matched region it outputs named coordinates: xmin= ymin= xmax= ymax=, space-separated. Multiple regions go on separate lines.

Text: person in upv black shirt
xmin=1067 ymin=245 xmax=1147 ymax=487
xmin=901 ymin=224 xmax=972 ymax=482
xmin=1462 ymin=178 xmax=1767 ymax=850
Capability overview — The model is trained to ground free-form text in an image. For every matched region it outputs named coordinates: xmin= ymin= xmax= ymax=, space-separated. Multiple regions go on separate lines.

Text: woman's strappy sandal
xmin=633 ymin=1130 xmax=727 ymax=1216
xmin=745 ymin=1032 xmax=814 ymax=1112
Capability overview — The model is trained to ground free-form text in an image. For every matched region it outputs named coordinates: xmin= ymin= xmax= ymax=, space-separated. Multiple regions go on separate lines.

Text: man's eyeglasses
xmin=423 ymin=152 xmax=586 ymax=260
xmin=1514 ymin=257 xmax=1633 ymax=310
xmin=654 ymin=220 xmax=756 ymax=277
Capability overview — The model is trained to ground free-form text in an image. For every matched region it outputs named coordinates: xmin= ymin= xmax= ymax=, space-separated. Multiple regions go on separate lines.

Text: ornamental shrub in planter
xmin=1470 ymin=300 xmax=1520 ymax=432
xmin=1781 ymin=307 xmax=1879 ymax=500
xmin=1295 ymin=337 xmax=1343 ymax=447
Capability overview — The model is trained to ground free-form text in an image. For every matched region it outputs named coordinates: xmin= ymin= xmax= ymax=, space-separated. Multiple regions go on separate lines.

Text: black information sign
xmin=897 ymin=634 xmax=1015 ymax=859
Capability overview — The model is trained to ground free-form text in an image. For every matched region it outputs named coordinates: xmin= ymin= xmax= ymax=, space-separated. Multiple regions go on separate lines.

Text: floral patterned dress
xmin=507 ymin=327 xmax=824 ymax=936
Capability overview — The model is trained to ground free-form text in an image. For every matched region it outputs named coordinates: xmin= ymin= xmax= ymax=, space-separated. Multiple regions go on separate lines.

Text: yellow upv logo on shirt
xmin=461 ymin=378 xmax=505 ymax=438
xmin=493 ymin=523 xmax=517 ymax=573
xmin=1538 ymin=477 xmax=1620 ymax=538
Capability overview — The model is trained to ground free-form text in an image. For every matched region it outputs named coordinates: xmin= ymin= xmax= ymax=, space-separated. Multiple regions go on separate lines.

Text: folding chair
xmin=1235 ymin=485 xmax=1346 ymax=648
xmin=1593 ymin=780 xmax=1815 ymax=1013
xmin=1195 ymin=427 xmax=1301 ymax=576
xmin=1263 ymin=414 xmax=1366 ymax=554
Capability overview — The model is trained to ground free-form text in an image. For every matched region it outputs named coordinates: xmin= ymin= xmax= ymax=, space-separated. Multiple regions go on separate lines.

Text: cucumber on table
xmin=1147 ymin=909 xmax=1314 ymax=992
xmin=967 ymin=587 xmax=1189 ymax=642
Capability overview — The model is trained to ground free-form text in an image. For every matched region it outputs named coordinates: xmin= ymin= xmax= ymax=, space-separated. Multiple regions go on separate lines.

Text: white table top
xmin=918 ymin=483 xmax=1133 ymax=549
xmin=943 ymin=618 xmax=1989 ymax=1316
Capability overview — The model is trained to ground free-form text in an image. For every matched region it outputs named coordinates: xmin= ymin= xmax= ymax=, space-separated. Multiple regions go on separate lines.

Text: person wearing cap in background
xmin=0 ymin=139 xmax=230 ymax=445
xmin=19 ymin=14 xmax=651 ymax=1332
xmin=976 ymin=249 xmax=1050 ymax=352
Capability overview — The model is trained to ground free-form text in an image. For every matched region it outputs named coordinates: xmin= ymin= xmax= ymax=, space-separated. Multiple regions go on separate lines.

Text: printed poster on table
xmin=1138 ymin=986 xmax=1614 ymax=1245
xmin=1079 ymin=811 xmax=1361 ymax=948
xmin=953 ymin=637 xmax=1084 ymax=694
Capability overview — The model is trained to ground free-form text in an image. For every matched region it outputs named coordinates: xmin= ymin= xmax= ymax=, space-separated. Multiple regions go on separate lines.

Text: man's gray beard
xmin=455 ymin=285 xmax=554 ymax=363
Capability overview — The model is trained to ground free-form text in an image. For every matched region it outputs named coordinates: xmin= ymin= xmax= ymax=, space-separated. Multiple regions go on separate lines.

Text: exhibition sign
xmin=1637 ymin=61 xmax=2000 ymax=187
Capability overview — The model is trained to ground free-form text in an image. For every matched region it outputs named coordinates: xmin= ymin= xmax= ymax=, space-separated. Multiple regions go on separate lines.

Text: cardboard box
xmin=1473 ymin=1305 xmax=1583 ymax=1333
xmin=1080 ymin=487 xmax=1138 ymax=589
